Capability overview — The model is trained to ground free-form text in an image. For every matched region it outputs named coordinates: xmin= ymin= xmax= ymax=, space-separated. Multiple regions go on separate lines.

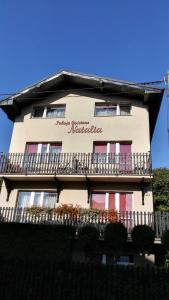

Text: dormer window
xmin=95 ymin=103 xmax=131 ymax=116
xmin=32 ymin=105 xmax=65 ymax=118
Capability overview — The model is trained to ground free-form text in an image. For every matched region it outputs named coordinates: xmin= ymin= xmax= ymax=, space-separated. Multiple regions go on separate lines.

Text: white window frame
xmin=95 ymin=103 xmax=131 ymax=117
xmin=17 ymin=191 xmax=57 ymax=208
xmin=27 ymin=143 xmax=61 ymax=154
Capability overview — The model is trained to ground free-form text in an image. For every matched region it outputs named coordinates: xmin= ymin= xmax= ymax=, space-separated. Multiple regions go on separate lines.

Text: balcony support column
xmin=54 ymin=177 xmax=61 ymax=203
xmin=141 ymin=178 xmax=145 ymax=205
xmin=2 ymin=177 xmax=13 ymax=202
xmin=86 ymin=177 xmax=91 ymax=204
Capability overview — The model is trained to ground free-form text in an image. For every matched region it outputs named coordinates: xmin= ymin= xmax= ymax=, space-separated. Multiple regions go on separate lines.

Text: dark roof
xmin=0 ymin=70 xmax=164 ymax=140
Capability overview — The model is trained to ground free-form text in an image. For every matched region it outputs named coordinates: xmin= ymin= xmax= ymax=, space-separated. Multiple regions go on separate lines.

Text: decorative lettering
xmin=55 ymin=120 xmax=103 ymax=134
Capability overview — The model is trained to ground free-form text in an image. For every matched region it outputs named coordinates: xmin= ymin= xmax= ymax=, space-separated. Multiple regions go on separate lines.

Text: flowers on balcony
xmin=26 ymin=204 xmax=117 ymax=222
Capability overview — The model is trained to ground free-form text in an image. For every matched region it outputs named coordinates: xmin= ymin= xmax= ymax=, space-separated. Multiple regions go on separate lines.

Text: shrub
xmin=78 ymin=225 xmax=99 ymax=251
xmin=161 ymin=230 xmax=169 ymax=251
xmin=104 ymin=222 xmax=127 ymax=248
xmin=0 ymin=223 xmax=75 ymax=261
xmin=131 ymin=225 xmax=155 ymax=252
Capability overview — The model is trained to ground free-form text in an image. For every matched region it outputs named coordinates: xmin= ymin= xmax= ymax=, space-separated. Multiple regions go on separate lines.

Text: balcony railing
xmin=0 ymin=152 xmax=151 ymax=176
xmin=0 ymin=208 xmax=168 ymax=238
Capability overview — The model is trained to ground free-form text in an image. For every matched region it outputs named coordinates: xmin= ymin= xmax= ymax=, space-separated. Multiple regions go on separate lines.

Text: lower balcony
xmin=0 ymin=207 xmax=167 ymax=239
xmin=0 ymin=152 xmax=151 ymax=177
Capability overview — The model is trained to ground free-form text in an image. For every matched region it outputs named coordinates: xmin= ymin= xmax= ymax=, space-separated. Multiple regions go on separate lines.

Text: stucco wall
xmin=0 ymin=180 xmax=153 ymax=212
xmin=9 ymin=92 xmax=150 ymax=153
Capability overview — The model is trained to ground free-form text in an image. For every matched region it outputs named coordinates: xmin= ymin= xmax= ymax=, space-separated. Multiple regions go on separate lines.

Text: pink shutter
xmin=120 ymin=143 xmax=132 ymax=172
xmin=91 ymin=193 xmax=105 ymax=209
xmin=120 ymin=143 xmax=131 ymax=154
xmin=94 ymin=143 xmax=107 ymax=153
xmin=26 ymin=144 xmax=38 ymax=153
xmin=110 ymin=143 xmax=116 ymax=153
xmin=120 ymin=193 xmax=126 ymax=212
xmin=109 ymin=193 xmax=115 ymax=210
xmin=125 ymin=193 xmax=132 ymax=211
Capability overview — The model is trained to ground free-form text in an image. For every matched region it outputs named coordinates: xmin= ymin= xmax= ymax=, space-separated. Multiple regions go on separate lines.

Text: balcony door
xmin=93 ymin=142 xmax=131 ymax=170
xmin=119 ymin=143 xmax=132 ymax=173
xmin=93 ymin=142 xmax=116 ymax=163
xmin=25 ymin=143 xmax=62 ymax=172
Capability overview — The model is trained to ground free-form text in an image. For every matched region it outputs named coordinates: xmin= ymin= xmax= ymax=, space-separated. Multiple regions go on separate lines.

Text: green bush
xmin=78 ymin=225 xmax=99 ymax=251
xmin=161 ymin=230 xmax=169 ymax=251
xmin=104 ymin=222 xmax=127 ymax=248
xmin=131 ymin=225 xmax=155 ymax=252
xmin=0 ymin=223 xmax=75 ymax=261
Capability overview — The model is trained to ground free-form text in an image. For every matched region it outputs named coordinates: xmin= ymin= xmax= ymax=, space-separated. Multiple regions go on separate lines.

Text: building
xmin=0 ymin=70 xmax=164 ymax=213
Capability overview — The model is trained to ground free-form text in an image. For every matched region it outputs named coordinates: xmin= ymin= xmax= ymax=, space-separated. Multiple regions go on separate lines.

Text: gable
xmin=0 ymin=70 xmax=164 ymax=139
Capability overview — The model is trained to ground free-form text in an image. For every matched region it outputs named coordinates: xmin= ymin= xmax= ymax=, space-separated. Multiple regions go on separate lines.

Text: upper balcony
xmin=0 ymin=152 xmax=151 ymax=182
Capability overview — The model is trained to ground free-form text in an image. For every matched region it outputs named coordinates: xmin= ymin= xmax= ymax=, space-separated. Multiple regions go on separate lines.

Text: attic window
xmin=95 ymin=103 xmax=131 ymax=116
xmin=95 ymin=104 xmax=117 ymax=116
xmin=32 ymin=105 xmax=65 ymax=118
xmin=120 ymin=105 xmax=131 ymax=116
xmin=33 ymin=107 xmax=44 ymax=118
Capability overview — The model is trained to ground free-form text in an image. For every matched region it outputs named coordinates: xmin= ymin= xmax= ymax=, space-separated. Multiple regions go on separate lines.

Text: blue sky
xmin=0 ymin=0 xmax=169 ymax=168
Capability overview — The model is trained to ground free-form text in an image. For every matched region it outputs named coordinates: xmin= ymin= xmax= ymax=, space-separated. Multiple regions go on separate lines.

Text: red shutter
xmin=26 ymin=144 xmax=38 ymax=153
xmin=119 ymin=143 xmax=132 ymax=172
xmin=91 ymin=193 xmax=105 ymax=209
xmin=94 ymin=143 xmax=107 ymax=153
xmin=109 ymin=193 xmax=115 ymax=210
xmin=120 ymin=193 xmax=126 ymax=212
xmin=120 ymin=143 xmax=131 ymax=154
xmin=125 ymin=193 xmax=132 ymax=211
xmin=110 ymin=143 xmax=116 ymax=154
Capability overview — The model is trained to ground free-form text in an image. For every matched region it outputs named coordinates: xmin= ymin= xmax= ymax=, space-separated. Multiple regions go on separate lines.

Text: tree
xmin=153 ymin=168 xmax=169 ymax=211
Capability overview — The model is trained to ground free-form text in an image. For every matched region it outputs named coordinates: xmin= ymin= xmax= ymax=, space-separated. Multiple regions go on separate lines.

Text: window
xmin=95 ymin=103 xmax=131 ymax=116
xmin=93 ymin=142 xmax=131 ymax=165
xmin=17 ymin=191 xmax=57 ymax=208
xmin=91 ymin=192 xmax=132 ymax=211
xmin=32 ymin=105 xmax=65 ymax=118
xmin=102 ymin=255 xmax=134 ymax=266
xmin=33 ymin=107 xmax=44 ymax=118
xmin=120 ymin=105 xmax=131 ymax=116
xmin=95 ymin=104 xmax=117 ymax=116
xmin=46 ymin=106 xmax=65 ymax=118
xmin=26 ymin=143 xmax=62 ymax=154
xmin=116 ymin=256 xmax=134 ymax=266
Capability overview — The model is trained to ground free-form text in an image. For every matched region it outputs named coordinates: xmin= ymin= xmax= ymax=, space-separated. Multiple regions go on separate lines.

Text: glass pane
xmin=41 ymin=144 xmax=48 ymax=154
xmin=95 ymin=105 xmax=116 ymax=116
xmin=43 ymin=192 xmax=56 ymax=208
xmin=33 ymin=107 xmax=44 ymax=118
xmin=49 ymin=144 xmax=62 ymax=154
xmin=33 ymin=192 xmax=41 ymax=206
xmin=120 ymin=105 xmax=131 ymax=116
xmin=17 ymin=192 xmax=31 ymax=208
xmin=46 ymin=106 xmax=65 ymax=118
xmin=91 ymin=193 xmax=105 ymax=209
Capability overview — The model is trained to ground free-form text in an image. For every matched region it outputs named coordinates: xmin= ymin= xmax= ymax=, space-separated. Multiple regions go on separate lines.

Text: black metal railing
xmin=0 ymin=208 xmax=168 ymax=238
xmin=0 ymin=152 xmax=151 ymax=175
